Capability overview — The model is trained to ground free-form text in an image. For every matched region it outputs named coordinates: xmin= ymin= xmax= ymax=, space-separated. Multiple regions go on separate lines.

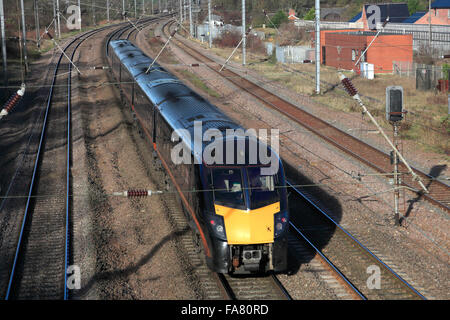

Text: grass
xmin=178 ymin=69 xmax=222 ymax=99
xmin=180 ymin=31 xmax=449 ymax=158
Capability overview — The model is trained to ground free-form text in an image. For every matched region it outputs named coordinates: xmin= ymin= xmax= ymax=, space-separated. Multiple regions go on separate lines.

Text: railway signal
xmin=386 ymin=86 xmax=406 ymax=225
xmin=386 ymin=86 xmax=405 ymax=122
xmin=339 ymin=73 xmax=429 ymax=225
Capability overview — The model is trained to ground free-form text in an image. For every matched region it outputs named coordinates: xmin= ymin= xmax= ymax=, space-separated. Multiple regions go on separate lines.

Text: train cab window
xmin=247 ymin=167 xmax=280 ymax=209
xmin=211 ymin=168 xmax=245 ymax=209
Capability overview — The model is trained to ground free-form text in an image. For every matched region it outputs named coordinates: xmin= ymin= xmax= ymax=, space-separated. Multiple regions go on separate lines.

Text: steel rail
xmin=4 ymin=23 xmax=124 ymax=300
xmin=161 ymin=19 xmax=449 ymax=214
xmin=270 ymin=273 xmax=293 ymax=300
xmin=287 ymin=180 xmax=427 ymax=300
xmin=288 ymin=221 xmax=367 ymax=300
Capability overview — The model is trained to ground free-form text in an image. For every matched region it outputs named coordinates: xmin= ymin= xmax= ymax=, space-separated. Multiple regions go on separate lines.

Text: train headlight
xmin=274 ymin=211 xmax=289 ymax=238
xmin=207 ymin=214 xmax=227 ymax=240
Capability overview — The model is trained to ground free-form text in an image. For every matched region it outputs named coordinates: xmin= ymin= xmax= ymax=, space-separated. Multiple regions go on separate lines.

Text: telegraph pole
xmin=107 ymin=0 xmax=110 ymax=22
xmin=393 ymin=123 xmax=400 ymax=225
xmin=315 ymin=0 xmax=320 ymax=94
xmin=123 ymin=0 xmax=125 ymax=19
xmin=93 ymin=0 xmax=96 ymax=26
xmin=242 ymin=0 xmax=246 ymax=65
xmin=20 ymin=0 xmax=28 ymax=73
xmin=0 ymin=0 xmax=7 ymax=88
xmin=428 ymin=0 xmax=432 ymax=51
xmin=52 ymin=0 xmax=57 ymax=37
xmin=208 ymin=0 xmax=211 ymax=48
xmin=34 ymin=0 xmax=40 ymax=49
xmin=189 ymin=0 xmax=193 ymax=36
xmin=78 ymin=0 xmax=81 ymax=29
xmin=56 ymin=0 xmax=61 ymax=38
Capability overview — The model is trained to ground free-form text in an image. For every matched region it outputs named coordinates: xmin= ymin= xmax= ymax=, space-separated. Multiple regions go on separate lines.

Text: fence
xmin=393 ymin=61 xmax=450 ymax=90
xmin=294 ymin=19 xmax=450 ymax=56
xmin=393 ymin=61 xmax=448 ymax=78
xmin=275 ymin=45 xmax=314 ymax=63
xmin=195 ymin=23 xmax=265 ymax=42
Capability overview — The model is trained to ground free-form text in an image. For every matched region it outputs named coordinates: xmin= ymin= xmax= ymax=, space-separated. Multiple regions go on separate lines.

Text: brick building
xmin=414 ymin=0 xmax=450 ymax=25
xmin=322 ymin=31 xmax=413 ymax=73
xmin=349 ymin=3 xmax=410 ymax=29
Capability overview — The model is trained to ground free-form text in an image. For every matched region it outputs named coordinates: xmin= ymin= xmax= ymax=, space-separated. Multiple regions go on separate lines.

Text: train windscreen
xmin=211 ymin=168 xmax=245 ymax=209
xmin=247 ymin=167 xmax=280 ymax=209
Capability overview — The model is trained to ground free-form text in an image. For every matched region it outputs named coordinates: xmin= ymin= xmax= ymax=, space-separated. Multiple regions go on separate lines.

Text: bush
xmin=268 ymin=10 xmax=289 ymax=28
xmin=303 ymin=8 xmax=315 ymax=21
xmin=213 ymin=31 xmax=241 ymax=48
xmin=278 ymin=22 xmax=308 ymax=46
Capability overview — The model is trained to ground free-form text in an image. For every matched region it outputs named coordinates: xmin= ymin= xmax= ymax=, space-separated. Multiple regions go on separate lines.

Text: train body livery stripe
xmin=153 ymin=143 xmax=212 ymax=257
xmin=214 ymin=202 xmax=280 ymax=245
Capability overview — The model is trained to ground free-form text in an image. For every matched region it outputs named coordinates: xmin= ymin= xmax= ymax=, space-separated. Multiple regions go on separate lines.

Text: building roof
xmin=335 ymin=31 xmax=406 ymax=36
xmin=364 ymin=3 xmax=410 ymax=24
xmin=431 ymin=0 xmax=450 ymax=8
xmin=402 ymin=11 xmax=427 ymax=23
xmin=349 ymin=11 xmax=362 ymax=22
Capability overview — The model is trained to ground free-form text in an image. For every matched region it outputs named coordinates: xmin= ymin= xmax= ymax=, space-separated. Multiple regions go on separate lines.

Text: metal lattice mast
xmin=315 ymin=0 xmax=320 ymax=94
xmin=0 ymin=0 xmax=7 ymax=88
xmin=242 ymin=0 xmax=246 ymax=65
xmin=208 ymin=0 xmax=211 ymax=48
xmin=20 ymin=0 xmax=28 ymax=72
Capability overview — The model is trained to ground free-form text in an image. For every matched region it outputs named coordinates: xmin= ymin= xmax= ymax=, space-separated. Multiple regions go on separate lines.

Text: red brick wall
xmin=311 ymin=29 xmax=361 ymax=63
xmin=365 ymin=34 xmax=413 ymax=73
xmin=323 ymin=33 xmax=413 ymax=73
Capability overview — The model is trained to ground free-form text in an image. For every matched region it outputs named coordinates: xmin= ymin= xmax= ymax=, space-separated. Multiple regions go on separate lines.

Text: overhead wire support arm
xmin=263 ymin=9 xmax=280 ymax=35
xmin=145 ymin=27 xmax=178 ymax=74
xmin=354 ymin=17 xmax=389 ymax=68
xmin=339 ymin=73 xmax=429 ymax=194
xmin=126 ymin=16 xmax=141 ymax=33
xmin=219 ymin=27 xmax=252 ymax=72
xmin=45 ymin=29 xmax=82 ymax=75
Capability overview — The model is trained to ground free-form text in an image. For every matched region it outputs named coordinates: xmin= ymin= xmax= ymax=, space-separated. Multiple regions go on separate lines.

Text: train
xmin=106 ymin=39 xmax=289 ymax=274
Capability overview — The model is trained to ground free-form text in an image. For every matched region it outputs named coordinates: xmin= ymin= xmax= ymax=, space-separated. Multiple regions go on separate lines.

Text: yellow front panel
xmin=214 ymin=202 xmax=280 ymax=244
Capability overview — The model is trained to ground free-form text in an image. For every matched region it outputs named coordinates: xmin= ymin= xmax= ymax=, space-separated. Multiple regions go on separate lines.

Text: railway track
xmin=163 ymin=191 xmax=292 ymax=300
xmin=153 ymin=18 xmax=432 ymax=300
xmin=1 ymin=17 xmax=161 ymax=300
xmin=216 ymin=273 xmax=291 ymax=300
xmin=3 ymin=26 xmax=106 ymax=300
xmin=161 ymin=19 xmax=449 ymax=214
xmin=106 ymin=17 xmax=292 ymax=300
xmin=287 ymin=181 xmax=427 ymax=300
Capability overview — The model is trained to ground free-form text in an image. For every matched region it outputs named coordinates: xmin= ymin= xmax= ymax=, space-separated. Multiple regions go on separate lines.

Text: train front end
xmin=203 ymin=136 xmax=289 ymax=274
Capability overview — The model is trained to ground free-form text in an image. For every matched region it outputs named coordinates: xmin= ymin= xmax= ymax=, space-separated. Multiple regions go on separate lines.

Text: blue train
xmin=107 ymin=39 xmax=288 ymax=273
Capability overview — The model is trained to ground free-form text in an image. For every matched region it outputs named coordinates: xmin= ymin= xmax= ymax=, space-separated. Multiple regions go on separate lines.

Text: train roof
xmin=109 ymin=40 xmax=278 ymax=166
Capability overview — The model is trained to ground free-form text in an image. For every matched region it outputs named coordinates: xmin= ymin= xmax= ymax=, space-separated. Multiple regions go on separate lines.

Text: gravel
xmin=136 ymin=21 xmax=449 ymax=299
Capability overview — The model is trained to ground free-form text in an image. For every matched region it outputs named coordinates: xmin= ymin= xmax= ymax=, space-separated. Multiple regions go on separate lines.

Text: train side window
xmin=156 ymin=112 xmax=174 ymax=167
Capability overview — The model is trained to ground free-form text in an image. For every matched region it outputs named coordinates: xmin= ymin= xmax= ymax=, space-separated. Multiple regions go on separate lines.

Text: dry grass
xmin=180 ymin=33 xmax=449 ymax=157
xmin=248 ymin=62 xmax=449 ymax=156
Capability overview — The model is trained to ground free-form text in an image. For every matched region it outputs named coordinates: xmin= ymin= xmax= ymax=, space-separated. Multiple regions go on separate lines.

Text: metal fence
xmin=393 ymin=61 xmax=448 ymax=79
xmin=294 ymin=19 xmax=450 ymax=55
xmin=275 ymin=45 xmax=314 ymax=63
xmin=393 ymin=61 xmax=450 ymax=90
